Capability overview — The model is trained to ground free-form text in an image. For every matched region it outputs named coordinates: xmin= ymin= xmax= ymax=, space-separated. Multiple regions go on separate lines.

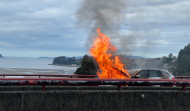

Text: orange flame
xmin=90 ymin=28 xmax=131 ymax=79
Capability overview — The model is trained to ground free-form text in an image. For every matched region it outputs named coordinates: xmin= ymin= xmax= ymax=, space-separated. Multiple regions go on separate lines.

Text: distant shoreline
xmin=49 ymin=64 xmax=79 ymax=67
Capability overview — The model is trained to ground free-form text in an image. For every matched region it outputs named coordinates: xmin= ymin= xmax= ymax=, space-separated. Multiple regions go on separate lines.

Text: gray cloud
xmin=0 ymin=0 xmax=84 ymax=57
xmin=75 ymin=0 xmax=190 ymax=57
xmin=117 ymin=0 xmax=190 ymax=57
xmin=0 ymin=0 xmax=189 ymax=57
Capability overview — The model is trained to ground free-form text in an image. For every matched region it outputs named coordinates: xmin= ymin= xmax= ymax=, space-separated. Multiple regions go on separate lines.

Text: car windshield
xmin=129 ymin=70 xmax=141 ymax=76
xmin=136 ymin=70 xmax=148 ymax=78
xmin=161 ymin=71 xmax=170 ymax=75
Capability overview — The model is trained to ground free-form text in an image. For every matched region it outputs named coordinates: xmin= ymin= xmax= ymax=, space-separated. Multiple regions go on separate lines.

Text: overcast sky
xmin=0 ymin=0 xmax=189 ymax=58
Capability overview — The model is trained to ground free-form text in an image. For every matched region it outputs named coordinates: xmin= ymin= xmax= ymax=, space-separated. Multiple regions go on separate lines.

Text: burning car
xmin=129 ymin=69 xmax=175 ymax=87
xmin=129 ymin=69 xmax=175 ymax=80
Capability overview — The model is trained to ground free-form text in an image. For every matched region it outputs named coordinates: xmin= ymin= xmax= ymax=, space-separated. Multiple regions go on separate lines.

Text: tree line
xmin=171 ymin=44 xmax=190 ymax=76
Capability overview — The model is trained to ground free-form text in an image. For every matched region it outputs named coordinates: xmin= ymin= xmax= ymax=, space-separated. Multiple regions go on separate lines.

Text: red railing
xmin=0 ymin=77 xmax=189 ymax=90
xmin=0 ymin=74 xmax=98 ymax=78
xmin=1 ymin=74 xmax=189 ymax=79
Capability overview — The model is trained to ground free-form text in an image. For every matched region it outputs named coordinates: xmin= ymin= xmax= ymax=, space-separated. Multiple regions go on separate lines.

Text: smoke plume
xmin=76 ymin=0 xmax=154 ymax=56
xmin=76 ymin=0 xmax=130 ymax=47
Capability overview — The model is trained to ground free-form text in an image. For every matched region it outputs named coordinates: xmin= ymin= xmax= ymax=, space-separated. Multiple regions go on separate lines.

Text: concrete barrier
xmin=0 ymin=86 xmax=189 ymax=111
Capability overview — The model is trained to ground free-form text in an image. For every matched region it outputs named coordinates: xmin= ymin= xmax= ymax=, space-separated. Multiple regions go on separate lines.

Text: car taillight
xmin=172 ymin=78 xmax=175 ymax=79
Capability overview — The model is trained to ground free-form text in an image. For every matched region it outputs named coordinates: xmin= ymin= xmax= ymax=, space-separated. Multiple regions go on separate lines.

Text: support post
xmin=117 ymin=85 xmax=122 ymax=91
xmin=182 ymin=85 xmax=186 ymax=91
xmin=42 ymin=85 xmax=46 ymax=91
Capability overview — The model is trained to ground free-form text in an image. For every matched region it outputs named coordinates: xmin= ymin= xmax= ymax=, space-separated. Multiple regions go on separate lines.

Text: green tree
xmin=53 ymin=56 xmax=67 ymax=64
xmin=173 ymin=44 xmax=190 ymax=75
xmin=74 ymin=55 xmax=97 ymax=75
xmin=52 ymin=56 xmax=81 ymax=65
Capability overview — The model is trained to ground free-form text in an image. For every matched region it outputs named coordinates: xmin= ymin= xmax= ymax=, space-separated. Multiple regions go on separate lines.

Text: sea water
xmin=0 ymin=57 xmax=78 ymax=75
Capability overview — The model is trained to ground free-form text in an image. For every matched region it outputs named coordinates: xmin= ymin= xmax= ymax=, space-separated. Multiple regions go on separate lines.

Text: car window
xmin=149 ymin=70 xmax=162 ymax=77
xmin=136 ymin=70 xmax=148 ymax=78
xmin=157 ymin=71 xmax=162 ymax=77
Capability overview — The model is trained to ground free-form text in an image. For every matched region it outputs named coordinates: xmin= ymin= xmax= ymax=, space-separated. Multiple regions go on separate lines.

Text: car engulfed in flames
xmin=90 ymin=28 xmax=131 ymax=79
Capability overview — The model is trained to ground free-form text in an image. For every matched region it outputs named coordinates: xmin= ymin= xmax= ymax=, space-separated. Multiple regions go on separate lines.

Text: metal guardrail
xmin=0 ymin=74 xmax=190 ymax=91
